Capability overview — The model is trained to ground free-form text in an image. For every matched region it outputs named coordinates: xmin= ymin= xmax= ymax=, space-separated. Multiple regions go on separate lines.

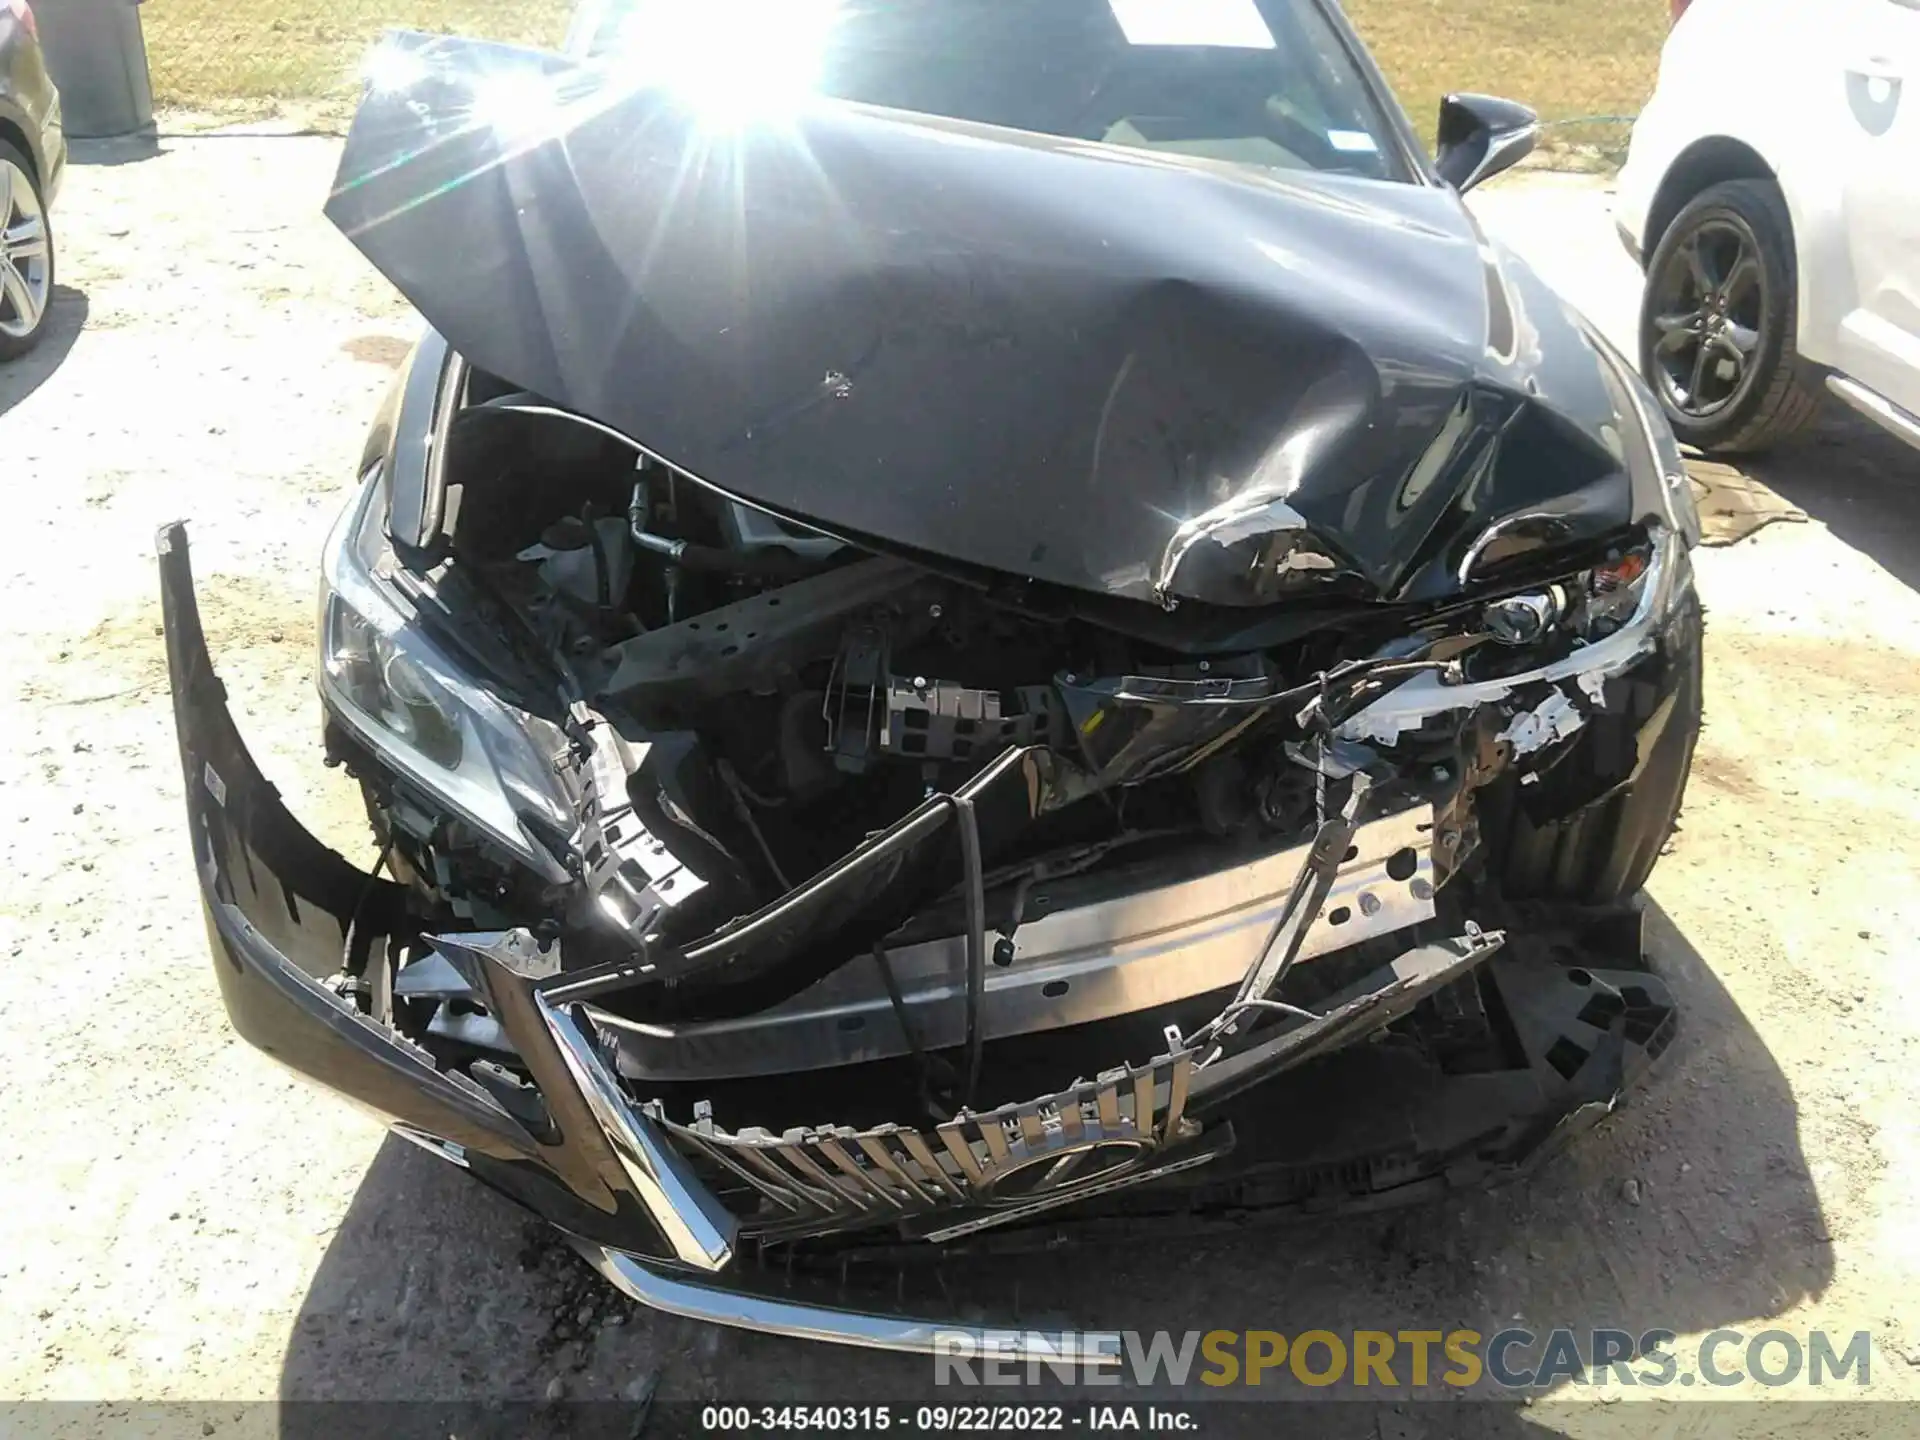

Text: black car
xmin=162 ymin=0 xmax=1703 ymax=1355
xmin=0 ymin=0 xmax=63 ymax=358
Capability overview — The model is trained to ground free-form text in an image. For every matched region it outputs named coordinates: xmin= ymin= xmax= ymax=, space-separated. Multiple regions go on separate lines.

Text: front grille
xmin=645 ymin=1048 xmax=1200 ymax=1241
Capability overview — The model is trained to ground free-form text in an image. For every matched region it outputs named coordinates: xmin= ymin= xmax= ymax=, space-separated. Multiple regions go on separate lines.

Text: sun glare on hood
xmin=599 ymin=0 xmax=845 ymax=127
xmin=361 ymin=38 xmax=430 ymax=97
xmin=470 ymin=67 xmax=569 ymax=138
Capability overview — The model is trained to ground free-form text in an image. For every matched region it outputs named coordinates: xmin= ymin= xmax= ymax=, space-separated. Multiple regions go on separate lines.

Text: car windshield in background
xmin=580 ymin=0 xmax=1412 ymax=183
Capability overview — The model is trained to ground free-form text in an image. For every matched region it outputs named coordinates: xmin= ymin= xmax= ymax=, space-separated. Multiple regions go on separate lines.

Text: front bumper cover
xmin=160 ymin=523 xmax=1680 ymax=1355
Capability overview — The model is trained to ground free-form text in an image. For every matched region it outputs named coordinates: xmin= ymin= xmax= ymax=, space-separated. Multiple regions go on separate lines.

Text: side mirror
xmin=1434 ymin=93 xmax=1540 ymax=192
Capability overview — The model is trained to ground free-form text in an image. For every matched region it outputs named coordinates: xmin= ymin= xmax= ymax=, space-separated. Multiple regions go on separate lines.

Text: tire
xmin=1493 ymin=592 xmax=1704 ymax=905
xmin=0 ymin=140 xmax=54 ymax=362
xmin=1638 ymin=178 xmax=1821 ymax=456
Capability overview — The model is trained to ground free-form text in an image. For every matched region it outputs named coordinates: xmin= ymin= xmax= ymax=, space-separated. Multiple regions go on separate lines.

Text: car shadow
xmin=1736 ymin=404 xmax=1920 ymax=591
xmin=68 ymin=132 xmax=163 ymax=167
xmin=278 ymin=901 xmax=1828 ymax=1416
xmin=0 ymin=284 xmax=86 ymax=418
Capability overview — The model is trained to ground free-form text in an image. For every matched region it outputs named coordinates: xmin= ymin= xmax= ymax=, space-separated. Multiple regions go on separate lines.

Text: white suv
xmin=1616 ymin=0 xmax=1920 ymax=455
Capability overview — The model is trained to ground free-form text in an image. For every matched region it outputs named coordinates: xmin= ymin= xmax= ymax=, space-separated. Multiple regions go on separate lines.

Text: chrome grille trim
xmin=647 ymin=1049 xmax=1199 ymax=1236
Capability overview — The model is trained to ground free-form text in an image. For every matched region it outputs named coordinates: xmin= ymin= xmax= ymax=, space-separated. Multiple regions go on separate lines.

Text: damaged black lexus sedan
xmin=161 ymin=0 xmax=1703 ymax=1354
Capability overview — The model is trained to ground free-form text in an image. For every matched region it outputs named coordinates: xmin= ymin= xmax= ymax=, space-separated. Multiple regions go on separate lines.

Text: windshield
xmin=570 ymin=0 xmax=1413 ymax=184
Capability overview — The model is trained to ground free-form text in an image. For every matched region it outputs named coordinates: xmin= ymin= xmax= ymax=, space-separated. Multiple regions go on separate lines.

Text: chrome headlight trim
xmin=1338 ymin=524 xmax=1692 ymax=748
xmin=317 ymin=469 xmax=575 ymax=878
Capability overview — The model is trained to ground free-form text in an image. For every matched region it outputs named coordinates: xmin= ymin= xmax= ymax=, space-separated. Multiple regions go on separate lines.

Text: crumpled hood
xmin=329 ymin=32 xmax=1658 ymax=609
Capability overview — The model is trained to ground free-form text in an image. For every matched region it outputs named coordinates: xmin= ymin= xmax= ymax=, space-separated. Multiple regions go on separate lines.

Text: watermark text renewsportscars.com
xmin=932 ymin=1327 xmax=1874 ymax=1390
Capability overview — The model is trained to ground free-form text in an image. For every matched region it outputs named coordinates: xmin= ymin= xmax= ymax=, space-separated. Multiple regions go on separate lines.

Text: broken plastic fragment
xmin=1500 ymin=690 xmax=1585 ymax=756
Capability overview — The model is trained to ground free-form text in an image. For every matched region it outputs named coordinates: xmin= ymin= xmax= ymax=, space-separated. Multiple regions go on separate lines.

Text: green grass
xmin=1344 ymin=0 xmax=1670 ymax=158
xmin=144 ymin=1 xmax=571 ymax=108
xmin=144 ymin=0 xmax=1669 ymax=159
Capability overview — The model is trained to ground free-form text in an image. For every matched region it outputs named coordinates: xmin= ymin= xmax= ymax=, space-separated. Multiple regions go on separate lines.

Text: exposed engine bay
xmin=318 ymin=379 xmax=1691 ymax=1151
xmin=161 ymin=22 xmax=1710 ymax=1347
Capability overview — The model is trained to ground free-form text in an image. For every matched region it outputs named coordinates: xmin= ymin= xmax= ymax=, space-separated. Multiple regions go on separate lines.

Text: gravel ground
xmin=4 ymin=139 xmax=1920 ymax=1426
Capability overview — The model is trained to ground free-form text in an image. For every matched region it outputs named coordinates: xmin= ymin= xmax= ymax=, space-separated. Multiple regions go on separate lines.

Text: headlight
xmin=1579 ymin=544 xmax=1657 ymax=638
xmin=319 ymin=470 xmax=577 ymax=877
xmin=324 ymin=602 xmax=466 ymax=770
xmin=1343 ymin=526 xmax=1691 ymax=746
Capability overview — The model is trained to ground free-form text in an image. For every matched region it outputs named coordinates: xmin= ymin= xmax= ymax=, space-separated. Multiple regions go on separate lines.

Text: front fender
xmin=357 ymin=326 xmax=450 ymax=552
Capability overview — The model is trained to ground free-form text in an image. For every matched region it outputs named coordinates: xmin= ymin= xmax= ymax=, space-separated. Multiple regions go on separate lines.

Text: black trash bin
xmin=32 ymin=0 xmax=155 ymax=140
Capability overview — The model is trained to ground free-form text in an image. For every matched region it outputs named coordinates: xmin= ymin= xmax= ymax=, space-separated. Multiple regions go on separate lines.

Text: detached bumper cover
xmin=160 ymin=523 xmax=1679 ymax=1353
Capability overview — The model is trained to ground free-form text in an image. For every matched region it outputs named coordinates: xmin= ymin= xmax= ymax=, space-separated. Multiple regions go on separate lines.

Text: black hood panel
xmin=329 ymin=33 xmax=1654 ymax=609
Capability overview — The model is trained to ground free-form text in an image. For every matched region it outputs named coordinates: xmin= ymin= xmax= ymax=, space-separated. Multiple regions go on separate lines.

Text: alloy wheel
xmin=0 ymin=158 xmax=51 ymax=342
xmin=1647 ymin=215 xmax=1766 ymax=420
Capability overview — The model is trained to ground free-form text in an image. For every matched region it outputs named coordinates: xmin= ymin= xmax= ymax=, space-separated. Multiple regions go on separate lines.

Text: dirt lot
xmin=3 ymin=138 xmax=1920 ymax=1428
